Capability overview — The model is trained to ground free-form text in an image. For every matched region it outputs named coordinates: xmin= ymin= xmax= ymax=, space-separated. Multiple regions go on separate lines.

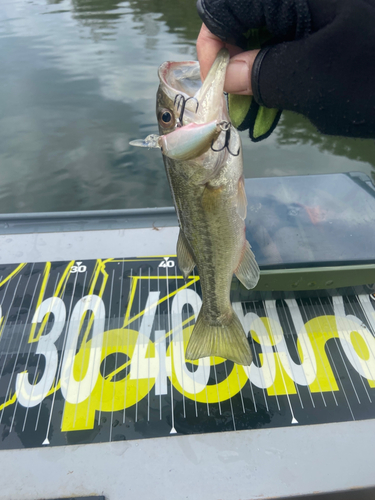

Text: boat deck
xmin=0 ymin=173 xmax=375 ymax=499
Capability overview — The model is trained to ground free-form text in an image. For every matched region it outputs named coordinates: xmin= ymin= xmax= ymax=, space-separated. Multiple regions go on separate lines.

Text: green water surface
xmin=1 ymin=0 xmax=374 ymax=213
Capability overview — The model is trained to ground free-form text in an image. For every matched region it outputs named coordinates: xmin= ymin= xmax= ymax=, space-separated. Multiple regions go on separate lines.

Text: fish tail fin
xmin=185 ymin=310 xmax=252 ymax=366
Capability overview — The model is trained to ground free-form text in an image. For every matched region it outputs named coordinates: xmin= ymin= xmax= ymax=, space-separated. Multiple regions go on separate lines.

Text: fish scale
xmin=132 ymin=48 xmax=260 ymax=365
xmin=167 ymin=158 xmax=233 ymax=319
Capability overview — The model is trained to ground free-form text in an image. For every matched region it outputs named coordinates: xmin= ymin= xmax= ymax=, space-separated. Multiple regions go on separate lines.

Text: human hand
xmin=197 ymin=23 xmax=260 ymax=95
xmin=196 ymin=0 xmax=375 ymax=138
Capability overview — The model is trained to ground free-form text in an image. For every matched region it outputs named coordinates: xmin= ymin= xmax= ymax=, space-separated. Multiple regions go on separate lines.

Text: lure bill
xmin=130 ymin=49 xmax=260 ymax=365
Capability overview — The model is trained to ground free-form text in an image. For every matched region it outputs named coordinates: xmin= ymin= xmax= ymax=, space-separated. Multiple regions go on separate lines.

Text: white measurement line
xmin=36 ymin=274 xmax=68 ymax=431
xmin=200 ymin=348 xmax=210 ymax=417
xmin=147 ymin=267 xmax=151 ymax=423
xmin=69 ymin=270 xmax=89 ymax=429
xmin=235 ymin=364 xmax=245 ymax=413
xmin=193 ymin=279 xmax=210 ymax=417
xmin=36 ymin=275 xmax=70 ymax=432
xmin=135 ymin=267 xmax=142 ymax=423
xmin=0 ymin=278 xmax=12 ymax=350
xmin=37 ymin=273 xmax=72 ymax=431
xmin=106 ymin=270 xmax=115 ymax=441
xmin=223 ymin=361 xmax=236 ymax=431
xmin=339 ymin=296 xmax=373 ymax=403
xmin=10 ymin=273 xmax=41 ymax=432
xmin=329 ymin=296 xmax=368 ymax=403
xmin=306 ymin=298 xmax=333 ymax=407
xmin=22 ymin=271 xmax=55 ymax=432
xmin=110 ymin=260 xmax=125 ymax=434
xmin=1 ymin=265 xmax=35 ymax=424
xmin=98 ymin=269 xmax=114 ymax=426
xmin=357 ymin=294 xmax=375 ymax=339
xmin=326 ymin=299 xmax=361 ymax=405
xmin=174 ymin=265 xmax=187 ymax=419
xmin=71 ymin=271 xmax=88 ymax=428
xmin=157 ymin=264 xmax=162 ymax=420
xmin=0 ymin=275 xmax=23 ymax=381
xmin=0 ymin=264 xmax=35 ymax=423
xmin=212 ymin=360 xmax=222 ymax=415
xmin=357 ymin=294 xmax=375 ymax=385
xmin=255 ymin=300 xmax=281 ymax=412
xmin=202 ymin=366 xmax=210 ymax=416
xmin=284 ymin=298 xmax=316 ymax=407
xmin=241 ymin=301 xmax=257 ymax=412
xmin=179 ymin=285 xmax=188 ymax=419
xmin=299 ymin=299 xmax=331 ymax=407
xmin=347 ymin=295 xmax=375 ymax=401
xmin=279 ymin=299 xmax=310 ymax=409
xmin=86 ymin=263 xmax=103 ymax=427
xmin=190 ymin=268 xmax=200 ymax=418
xmin=311 ymin=297 xmax=355 ymax=420
xmin=320 ymin=296 xmax=362 ymax=407
xmin=43 ymin=271 xmax=79 ymax=444
xmin=247 ymin=301 xmax=268 ymax=412
xmin=263 ymin=300 xmax=298 ymax=424
xmin=165 ymin=265 xmax=176 ymax=434
xmin=190 ymin=345 xmax=198 ymax=418
xmin=122 ymin=267 xmax=132 ymax=425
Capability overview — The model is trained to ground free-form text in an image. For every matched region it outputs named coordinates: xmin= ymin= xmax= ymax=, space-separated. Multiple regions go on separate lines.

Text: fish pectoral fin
xmin=185 ymin=309 xmax=253 ymax=366
xmin=235 ymin=240 xmax=260 ymax=290
xmin=237 ymin=175 xmax=247 ymax=220
xmin=177 ymin=231 xmax=196 ymax=280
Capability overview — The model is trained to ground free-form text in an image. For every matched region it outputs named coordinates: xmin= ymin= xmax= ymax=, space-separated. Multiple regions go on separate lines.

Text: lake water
xmin=1 ymin=0 xmax=375 ymax=214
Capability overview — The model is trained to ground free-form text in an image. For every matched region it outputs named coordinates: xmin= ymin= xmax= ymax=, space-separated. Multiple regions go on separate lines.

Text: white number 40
xmin=159 ymin=257 xmax=174 ymax=268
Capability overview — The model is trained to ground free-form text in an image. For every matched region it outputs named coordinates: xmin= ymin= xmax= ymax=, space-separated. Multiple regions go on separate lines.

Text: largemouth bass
xmin=130 ymin=49 xmax=260 ymax=365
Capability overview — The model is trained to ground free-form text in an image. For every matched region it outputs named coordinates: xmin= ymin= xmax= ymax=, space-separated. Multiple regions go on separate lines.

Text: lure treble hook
xmin=174 ymin=94 xmax=199 ymax=127
xmin=211 ymin=121 xmax=240 ymax=156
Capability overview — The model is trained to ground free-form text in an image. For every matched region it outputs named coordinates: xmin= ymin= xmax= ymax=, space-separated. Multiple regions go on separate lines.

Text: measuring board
xmin=1 ymin=256 xmax=375 ymax=451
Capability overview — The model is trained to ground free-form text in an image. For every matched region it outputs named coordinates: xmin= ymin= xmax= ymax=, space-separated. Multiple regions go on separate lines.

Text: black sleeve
xmin=197 ymin=0 xmax=375 ymax=138
xmin=197 ymin=0 xmax=312 ymax=44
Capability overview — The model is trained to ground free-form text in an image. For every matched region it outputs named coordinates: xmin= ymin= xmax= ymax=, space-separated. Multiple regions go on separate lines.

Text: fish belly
xmin=166 ymin=161 xmax=253 ymax=365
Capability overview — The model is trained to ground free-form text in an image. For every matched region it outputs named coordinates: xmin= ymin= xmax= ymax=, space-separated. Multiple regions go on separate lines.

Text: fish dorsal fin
xmin=235 ymin=240 xmax=260 ymax=290
xmin=177 ymin=231 xmax=196 ymax=280
xmin=237 ymin=175 xmax=247 ymax=220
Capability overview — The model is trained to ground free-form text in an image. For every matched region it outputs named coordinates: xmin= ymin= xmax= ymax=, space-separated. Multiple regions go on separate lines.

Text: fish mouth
xmin=159 ymin=48 xmax=230 ymax=125
xmin=130 ymin=49 xmax=230 ymax=160
xmin=158 ymin=60 xmax=201 ymax=102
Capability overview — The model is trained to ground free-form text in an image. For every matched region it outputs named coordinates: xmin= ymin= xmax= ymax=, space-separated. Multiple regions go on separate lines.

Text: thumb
xmin=224 ymin=50 xmax=260 ymax=95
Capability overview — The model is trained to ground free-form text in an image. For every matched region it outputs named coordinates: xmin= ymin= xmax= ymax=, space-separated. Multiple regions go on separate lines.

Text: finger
xmin=197 ymin=24 xmax=225 ymax=81
xmin=197 ymin=24 xmax=243 ymax=81
xmin=224 ymin=49 xmax=260 ymax=95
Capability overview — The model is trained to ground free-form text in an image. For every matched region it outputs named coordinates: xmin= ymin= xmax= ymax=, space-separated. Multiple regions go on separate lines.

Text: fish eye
xmin=162 ymin=111 xmax=171 ymax=123
xmin=158 ymin=108 xmax=175 ymax=128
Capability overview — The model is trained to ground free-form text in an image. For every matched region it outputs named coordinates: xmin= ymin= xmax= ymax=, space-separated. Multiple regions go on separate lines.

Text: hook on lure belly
xmin=211 ymin=121 xmax=240 ymax=157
